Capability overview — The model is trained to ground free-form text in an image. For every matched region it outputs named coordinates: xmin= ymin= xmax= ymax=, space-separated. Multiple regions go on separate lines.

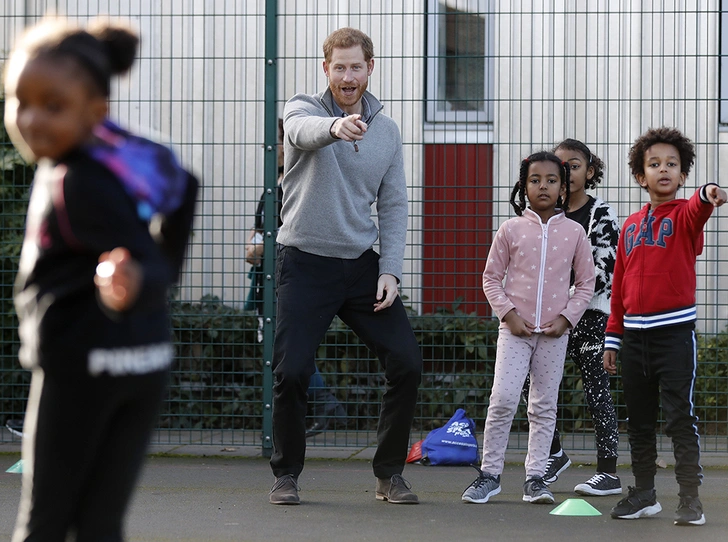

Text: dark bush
xmin=162 ymin=297 xmax=728 ymax=437
xmin=163 ymin=294 xmax=263 ymax=429
xmin=0 ymin=93 xmax=34 ymax=423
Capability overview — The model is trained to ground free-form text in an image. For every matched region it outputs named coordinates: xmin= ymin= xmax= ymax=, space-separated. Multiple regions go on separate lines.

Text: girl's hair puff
xmin=510 ymin=151 xmax=571 ymax=216
xmin=8 ymin=17 xmax=138 ymax=97
xmin=553 ymin=138 xmax=605 ymax=190
xmin=628 ymin=126 xmax=695 ymax=181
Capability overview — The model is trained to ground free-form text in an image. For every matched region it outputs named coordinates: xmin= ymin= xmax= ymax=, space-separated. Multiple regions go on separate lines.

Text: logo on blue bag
xmin=446 ymin=421 xmax=472 ymax=439
xmin=420 ymin=409 xmax=479 ymax=465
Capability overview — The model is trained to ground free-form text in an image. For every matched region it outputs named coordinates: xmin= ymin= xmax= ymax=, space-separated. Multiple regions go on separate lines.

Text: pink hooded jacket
xmin=483 ymin=208 xmax=595 ymax=332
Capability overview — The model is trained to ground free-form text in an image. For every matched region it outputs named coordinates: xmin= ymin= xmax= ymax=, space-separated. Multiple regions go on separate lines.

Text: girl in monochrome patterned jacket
xmin=534 ymin=139 xmax=622 ymax=497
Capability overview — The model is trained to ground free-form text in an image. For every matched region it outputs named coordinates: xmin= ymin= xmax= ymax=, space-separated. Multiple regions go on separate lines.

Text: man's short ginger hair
xmin=628 ymin=127 xmax=695 ymax=179
xmin=323 ymin=27 xmax=374 ymax=63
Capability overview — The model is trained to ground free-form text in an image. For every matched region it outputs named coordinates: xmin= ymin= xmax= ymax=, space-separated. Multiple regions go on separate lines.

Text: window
xmin=426 ymin=0 xmax=493 ymax=124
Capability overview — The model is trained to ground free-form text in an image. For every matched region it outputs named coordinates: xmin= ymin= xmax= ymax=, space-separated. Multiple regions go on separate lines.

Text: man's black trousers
xmin=270 ymin=246 xmax=422 ymax=479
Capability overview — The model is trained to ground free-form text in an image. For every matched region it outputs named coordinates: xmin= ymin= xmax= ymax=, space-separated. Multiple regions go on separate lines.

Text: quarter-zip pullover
xmin=278 ymin=88 xmax=408 ymax=280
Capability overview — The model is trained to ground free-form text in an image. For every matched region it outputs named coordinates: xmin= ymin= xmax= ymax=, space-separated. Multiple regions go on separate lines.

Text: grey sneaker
xmin=543 ymin=451 xmax=571 ymax=485
xmin=674 ymin=495 xmax=705 ymax=526
xmin=574 ymin=472 xmax=622 ymax=496
xmin=523 ymin=477 xmax=555 ymax=504
xmin=376 ymin=474 xmax=419 ymax=504
xmin=461 ymin=467 xmax=501 ymax=503
xmin=269 ymin=474 xmax=300 ymax=505
xmin=610 ymin=486 xmax=662 ymax=519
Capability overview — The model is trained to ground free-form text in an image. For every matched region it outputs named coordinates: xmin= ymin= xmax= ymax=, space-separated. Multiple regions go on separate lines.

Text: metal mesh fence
xmin=1 ymin=1 xmax=727 ymax=458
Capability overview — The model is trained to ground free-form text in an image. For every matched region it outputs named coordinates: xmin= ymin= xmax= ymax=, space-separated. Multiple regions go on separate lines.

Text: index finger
xmin=344 ymin=113 xmax=361 ymax=124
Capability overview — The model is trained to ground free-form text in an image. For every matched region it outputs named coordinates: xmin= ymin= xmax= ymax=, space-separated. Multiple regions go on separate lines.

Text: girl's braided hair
xmin=510 ymin=151 xmax=571 ymax=216
xmin=553 ymin=138 xmax=605 ymax=190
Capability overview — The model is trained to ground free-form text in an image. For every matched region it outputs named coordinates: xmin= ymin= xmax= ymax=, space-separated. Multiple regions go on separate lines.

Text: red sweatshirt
xmin=604 ymin=185 xmax=717 ymax=351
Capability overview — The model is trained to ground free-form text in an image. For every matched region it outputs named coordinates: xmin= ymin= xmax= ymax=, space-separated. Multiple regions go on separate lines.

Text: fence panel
xmin=1 ymin=1 xmax=726 ymax=457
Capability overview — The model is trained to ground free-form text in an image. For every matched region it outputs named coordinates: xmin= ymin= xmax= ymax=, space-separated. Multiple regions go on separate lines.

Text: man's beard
xmin=330 ymin=79 xmax=368 ymax=109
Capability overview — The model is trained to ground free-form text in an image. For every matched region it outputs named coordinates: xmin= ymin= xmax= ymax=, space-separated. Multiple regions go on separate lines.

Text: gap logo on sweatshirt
xmin=624 ymin=215 xmax=673 ymax=256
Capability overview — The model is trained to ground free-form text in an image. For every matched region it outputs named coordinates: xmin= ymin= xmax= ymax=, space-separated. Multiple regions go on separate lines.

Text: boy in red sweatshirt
xmin=603 ymin=127 xmax=726 ymax=526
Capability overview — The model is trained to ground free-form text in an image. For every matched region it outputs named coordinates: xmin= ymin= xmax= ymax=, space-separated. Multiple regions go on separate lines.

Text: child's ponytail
xmin=88 ymin=22 xmax=139 ymax=77
xmin=509 ymin=158 xmax=530 ymax=216
xmin=553 ymin=138 xmax=605 ymax=190
xmin=7 ymin=17 xmax=138 ymax=98
xmin=559 ymin=159 xmax=571 ymax=211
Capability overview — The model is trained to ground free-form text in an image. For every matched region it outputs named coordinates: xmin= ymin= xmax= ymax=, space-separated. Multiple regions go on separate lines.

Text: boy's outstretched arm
xmin=705 ymin=184 xmax=727 ymax=207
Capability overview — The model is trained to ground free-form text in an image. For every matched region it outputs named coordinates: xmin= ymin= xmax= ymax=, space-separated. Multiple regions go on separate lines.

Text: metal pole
xmin=261 ymin=0 xmax=278 ymax=458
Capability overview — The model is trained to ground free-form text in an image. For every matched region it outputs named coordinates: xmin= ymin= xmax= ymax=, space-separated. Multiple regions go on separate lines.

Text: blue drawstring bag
xmin=419 ymin=409 xmax=479 ymax=466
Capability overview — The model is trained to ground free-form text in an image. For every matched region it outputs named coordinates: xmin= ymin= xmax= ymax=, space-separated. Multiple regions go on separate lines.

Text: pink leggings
xmin=480 ymin=325 xmax=568 ymax=479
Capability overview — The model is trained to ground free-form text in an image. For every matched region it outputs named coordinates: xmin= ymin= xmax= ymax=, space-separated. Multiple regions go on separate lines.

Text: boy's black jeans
xmin=270 ymin=246 xmax=422 ymax=480
xmin=621 ymin=323 xmax=702 ymax=494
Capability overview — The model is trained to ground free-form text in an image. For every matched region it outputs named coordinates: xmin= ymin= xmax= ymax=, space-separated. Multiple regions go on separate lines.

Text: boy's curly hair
xmin=628 ymin=127 xmax=695 ymax=181
xmin=510 ymin=151 xmax=571 ymax=216
xmin=553 ymin=138 xmax=605 ymax=190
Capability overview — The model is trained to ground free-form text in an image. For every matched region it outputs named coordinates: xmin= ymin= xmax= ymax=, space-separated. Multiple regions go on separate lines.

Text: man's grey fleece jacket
xmin=277 ymin=88 xmax=408 ymax=281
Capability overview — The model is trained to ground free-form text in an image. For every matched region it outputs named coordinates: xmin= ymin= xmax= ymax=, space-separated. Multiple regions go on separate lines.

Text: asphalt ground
xmin=1 ymin=446 xmax=727 ymax=542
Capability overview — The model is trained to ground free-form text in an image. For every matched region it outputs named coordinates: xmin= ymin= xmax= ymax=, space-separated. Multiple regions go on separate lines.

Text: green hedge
xmin=160 ymin=298 xmax=728 ymax=436
xmin=0 ymin=94 xmax=34 ymax=422
xmin=160 ymin=298 xmax=502 ymax=431
xmin=163 ymin=295 xmax=263 ymax=429
xmin=160 ymin=299 xmax=501 ymax=431
xmin=3 ymin=282 xmax=727 ymax=435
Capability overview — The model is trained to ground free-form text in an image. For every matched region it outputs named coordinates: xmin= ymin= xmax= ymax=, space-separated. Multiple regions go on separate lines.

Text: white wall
xmin=491 ymin=0 xmax=726 ymax=332
xmin=2 ymin=0 xmax=725 ymax=331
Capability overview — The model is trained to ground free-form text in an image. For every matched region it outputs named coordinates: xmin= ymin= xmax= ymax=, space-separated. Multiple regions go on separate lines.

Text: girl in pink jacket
xmin=461 ymin=151 xmax=595 ymax=505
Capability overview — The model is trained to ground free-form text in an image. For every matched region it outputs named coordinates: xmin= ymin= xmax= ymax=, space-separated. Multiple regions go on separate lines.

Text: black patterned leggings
xmin=523 ymin=310 xmax=619 ymax=472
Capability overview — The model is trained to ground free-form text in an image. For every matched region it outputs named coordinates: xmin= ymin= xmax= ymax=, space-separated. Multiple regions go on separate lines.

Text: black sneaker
xmin=269 ymin=474 xmax=300 ymax=505
xmin=574 ymin=472 xmax=622 ymax=496
xmin=610 ymin=486 xmax=662 ymax=519
xmin=674 ymin=495 xmax=705 ymax=526
xmin=523 ymin=477 xmax=555 ymax=504
xmin=543 ymin=451 xmax=571 ymax=485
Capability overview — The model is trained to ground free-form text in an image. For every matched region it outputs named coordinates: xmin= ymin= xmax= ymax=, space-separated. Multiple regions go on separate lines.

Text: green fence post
xmin=261 ymin=0 xmax=278 ymax=458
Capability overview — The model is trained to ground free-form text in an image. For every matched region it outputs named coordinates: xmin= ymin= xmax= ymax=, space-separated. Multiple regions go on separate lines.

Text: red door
xmin=423 ymin=144 xmax=493 ymax=316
